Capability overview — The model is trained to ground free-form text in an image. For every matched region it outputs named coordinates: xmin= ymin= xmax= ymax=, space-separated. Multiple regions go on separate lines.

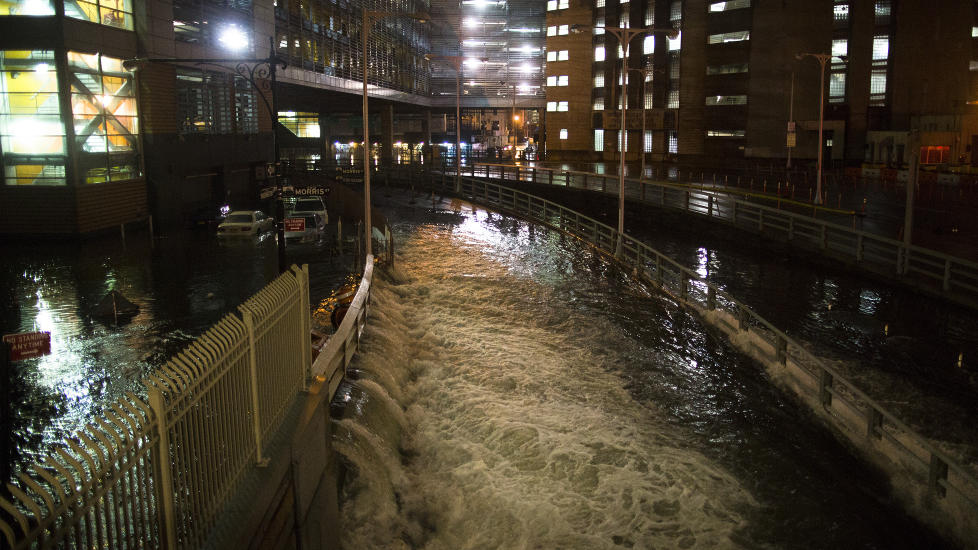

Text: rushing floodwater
xmin=334 ymin=192 xmax=954 ymax=549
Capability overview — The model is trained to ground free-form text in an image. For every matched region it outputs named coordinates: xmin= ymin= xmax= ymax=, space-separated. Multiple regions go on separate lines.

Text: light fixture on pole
xmin=426 ymin=53 xmax=463 ymax=192
xmin=362 ymin=8 xmax=427 ymax=258
xmin=575 ymin=24 xmax=677 ymax=256
xmin=124 ymin=37 xmax=289 ymax=272
xmin=795 ymin=52 xmax=840 ymax=206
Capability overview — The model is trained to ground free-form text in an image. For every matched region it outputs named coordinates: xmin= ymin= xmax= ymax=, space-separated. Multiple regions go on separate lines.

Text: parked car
xmin=284 ymin=213 xmax=326 ymax=242
xmin=287 ymin=197 xmax=328 ymax=225
xmin=217 ymin=210 xmax=274 ymax=236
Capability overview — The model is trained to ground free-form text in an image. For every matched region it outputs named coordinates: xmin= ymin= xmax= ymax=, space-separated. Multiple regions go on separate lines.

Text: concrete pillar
xmin=381 ymin=103 xmax=394 ymax=165
xmin=423 ymin=109 xmax=432 ymax=165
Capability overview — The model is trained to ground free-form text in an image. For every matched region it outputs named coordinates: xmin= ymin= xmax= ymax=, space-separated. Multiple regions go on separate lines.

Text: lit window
xmin=547 ymin=76 xmax=557 ymax=86
xmin=670 ymin=0 xmax=682 ymax=22
xmin=558 ymin=101 xmax=568 ymax=111
xmin=705 ymin=95 xmax=747 ymax=106
xmin=595 ymin=17 xmax=605 ymax=35
xmin=547 ymin=0 xmax=557 ymax=10
xmin=547 ymin=51 xmax=557 ymax=62
xmin=557 ymin=75 xmax=568 ymax=86
xmin=970 ymin=60 xmax=978 ymax=72
xmin=832 ymin=38 xmax=848 ymax=58
xmin=706 ymin=63 xmax=748 ymax=75
xmin=560 ymin=128 xmax=568 ymax=139
xmin=559 ymin=0 xmax=568 ymax=7
xmin=596 ymin=0 xmax=605 ymax=7
xmin=706 ymin=130 xmax=746 ymax=137
xmin=69 ymin=51 xmax=140 ymax=184
xmin=668 ymin=90 xmax=679 ymax=108
xmin=834 ymin=2 xmax=849 ymax=25
xmin=593 ymin=97 xmax=605 ymax=110
xmin=708 ymin=31 xmax=749 ymax=44
xmin=0 ymin=50 xmax=66 ymax=185
xmin=872 ymin=35 xmax=889 ymax=61
xmin=279 ymin=112 xmax=320 ymax=138
xmin=668 ymin=131 xmax=678 ymax=153
xmin=0 ymin=0 xmax=54 ymax=15
xmin=829 ymin=72 xmax=846 ymax=103
xmin=874 ymin=0 xmax=891 ymax=25
xmin=547 ymin=26 xmax=557 ymax=36
xmin=594 ymin=46 xmax=605 ymax=62
xmin=870 ymin=69 xmax=887 ymax=105
xmin=619 ymin=12 xmax=629 ymax=28
xmin=644 ymin=130 xmax=652 ymax=153
xmin=547 ymin=101 xmax=557 ymax=111
xmin=668 ymin=31 xmax=682 ymax=51
xmin=558 ymin=50 xmax=569 ymax=61
xmin=594 ymin=74 xmax=605 ymax=87
xmin=709 ymin=0 xmax=750 ymax=11
xmin=594 ymin=129 xmax=604 ymax=151
xmin=65 ymin=0 xmax=134 ymax=30
xmin=618 ymin=45 xmax=625 ymax=59
xmin=973 ymin=27 xmax=978 ymax=38
xmin=558 ymin=24 xmax=569 ymax=35
xmin=643 ymin=36 xmax=654 ymax=55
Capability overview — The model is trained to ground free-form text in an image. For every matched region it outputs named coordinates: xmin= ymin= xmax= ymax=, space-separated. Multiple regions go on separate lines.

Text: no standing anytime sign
xmin=2 ymin=332 xmax=52 ymax=361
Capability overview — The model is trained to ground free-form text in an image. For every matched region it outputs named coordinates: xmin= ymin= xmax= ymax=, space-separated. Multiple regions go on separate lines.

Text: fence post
xmin=776 ymin=336 xmax=788 ymax=365
xmin=148 ymin=387 xmax=178 ymax=550
xmin=819 ymin=370 xmax=833 ymax=406
xmin=241 ymin=310 xmax=267 ymax=466
xmin=294 ymin=265 xmax=312 ymax=387
xmin=929 ymin=454 xmax=949 ymax=498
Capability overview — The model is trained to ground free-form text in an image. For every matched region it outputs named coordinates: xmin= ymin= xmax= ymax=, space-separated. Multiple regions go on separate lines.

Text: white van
xmin=287 ymin=196 xmax=328 ymax=224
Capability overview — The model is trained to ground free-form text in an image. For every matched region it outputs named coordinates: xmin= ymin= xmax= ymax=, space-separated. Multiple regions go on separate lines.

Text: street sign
xmin=2 ymin=332 xmax=51 ymax=361
xmin=295 ymin=186 xmax=329 ymax=196
xmin=787 ymin=132 xmax=797 ymax=147
xmin=285 ymin=217 xmax=306 ymax=232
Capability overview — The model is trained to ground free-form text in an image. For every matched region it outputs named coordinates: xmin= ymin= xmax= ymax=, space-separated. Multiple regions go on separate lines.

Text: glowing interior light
xmin=349 ymin=141 xmax=356 ymax=147
xmin=519 ymin=64 xmax=533 ymax=73
xmin=218 ymin=25 xmax=249 ymax=51
xmin=463 ymin=18 xmax=479 ymax=27
xmin=34 ymin=63 xmax=50 ymax=74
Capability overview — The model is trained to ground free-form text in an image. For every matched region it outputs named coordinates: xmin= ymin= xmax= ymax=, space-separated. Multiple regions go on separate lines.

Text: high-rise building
xmin=0 ymin=0 xmax=547 ymax=235
xmin=544 ymin=0 xmax=978 ymax=169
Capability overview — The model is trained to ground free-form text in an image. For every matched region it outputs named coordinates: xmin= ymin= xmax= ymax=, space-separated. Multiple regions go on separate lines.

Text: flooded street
xmin=0 ymin=227 xmax=353 ymax=467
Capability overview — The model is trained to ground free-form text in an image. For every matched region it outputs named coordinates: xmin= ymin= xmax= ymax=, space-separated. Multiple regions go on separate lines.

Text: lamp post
xmin=576 ymin=25 xmax=677 ymax=256
xmin=796 ymin=52 xmax=831 ymax=205
xmin=426 ymin=53 xmax=463 ymax=192
xmin=626 ymin=66 xmax=652 ymax=181
xmin=124 ymin=37 xmax=289 ymax=272
xmin=362 ymin=8 xmax=427 ymax=258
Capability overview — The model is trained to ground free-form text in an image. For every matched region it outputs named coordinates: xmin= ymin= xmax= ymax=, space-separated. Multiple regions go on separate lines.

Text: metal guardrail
xmin=456 ymin=163 xmax=978 ymax=309
xmin=0 ymin=265 xmax=312 ymax=549
xmin=405 ymin=172 xmax=978 ymax=545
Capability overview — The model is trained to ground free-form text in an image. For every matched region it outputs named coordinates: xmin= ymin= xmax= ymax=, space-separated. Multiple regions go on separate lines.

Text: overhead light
xmin=218 ymin=24 xmax=249 ymax=51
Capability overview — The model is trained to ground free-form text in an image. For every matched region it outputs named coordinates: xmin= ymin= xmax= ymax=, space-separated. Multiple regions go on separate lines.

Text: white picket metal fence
xmin=441 ymin=175 xmax=978 ymax=545
xmin=1 ymin=264 xmax=312 ymax=549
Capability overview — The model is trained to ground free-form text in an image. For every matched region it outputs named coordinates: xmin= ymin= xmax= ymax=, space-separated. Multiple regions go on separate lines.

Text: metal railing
xmin=415 ymin=173 xmax=978 ymax=545
xmin=451 ymin=162 xmax=978 ymax=309
xmin=1 ymin=264 xmax=313 ymax=549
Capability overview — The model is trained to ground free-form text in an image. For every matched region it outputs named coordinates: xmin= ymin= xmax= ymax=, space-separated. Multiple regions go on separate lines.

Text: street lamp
xmin=362 ymin=8 xmax=427 ymax=258
xmin=426 ymin=53 xmax=463 ymax=192
xmin=575 ymin=24 xmax=677 ymax=256
xmin=795 ymin=52 xmax=835 ymax=205
xmin=626 ymin=66 xmax=653 ymax=181
xmin=124 ymin=38 xmax=289 ymax=272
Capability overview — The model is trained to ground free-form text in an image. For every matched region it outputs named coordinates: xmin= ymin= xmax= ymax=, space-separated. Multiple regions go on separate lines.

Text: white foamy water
xmin=338 ymin=215 xmax=757 ymax=549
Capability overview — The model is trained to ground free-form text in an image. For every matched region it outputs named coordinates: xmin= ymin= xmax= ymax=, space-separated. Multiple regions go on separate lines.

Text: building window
xmin=547 ymin=26 xmax=557 ymax=36
xmin=596 ymin=0 xmax=605 ymax=7
xmin=559 ymin=128 xmax=568 ymax=139
xmin=870 ymin=70 xmax=887 ymax=105
xmin=595 ymin=46 xmax=605 ymax=62
xmin=829 ymin=73 xmax=846 ymax=103
xmin=643 ymin=36 xmax=654 ymax=55
xmin=64 ymin=0 xmax=134 ymax=30
xmin=874 ymin=0 xmax=891 ymax=25
xmin=706 ymin=129 xmax=746 ymax=137
xmin=558 ymin=24 xmax=569 ymax=35
xmin=706 ymin=63 xmax=748 ymax=75
xmin=645 ymin=3 xmax=654 ymax=25
xmin=972 ymin=27 xmax=978 ymax=38
xmin=668 ymin=32 xmax=682 ymax=51
xmin=0 ymin=50 xmax=66 ymax=186
xmin=834 ymin=2 xmax=849 ymax=26
xmin=176 ymin=68 xmax=255 ymax=136
xmin=558 ymin=101 xmax=568 ymax=111
xmin=668 ymin=131 xmax=678 ymax=153
xmin=547 ymin=101 xmax=557 ymax=111
xmin=0 ymin=0 xmax=54 ymax=15
xmin=547 ymin=75 xmax=556 ymax=86
xmin=709 ymin=0 xmax=750 ymax=11
xmin=594 ymin=129 xmax=603 ymax=151
xmin=872 ymin=35 xmax=889 ymax=61
xmin=594 ymin=74 xmax=605 ymax=87
xmin=558 ymin=50 xmax=569 ymax=61
xmin=547 ymin=51 xmax=556 ymax=62
xmin=68 ymin=52 xmax=140 ymax=184
xmin=619 ymin=11 xmax=629 ymax=28
xmin=708 ymin=31 xmax=749 ymax=44
xmin=670 ymin=0 xmax=682 ymax=22
xmin=705 ymin=95 xmax=747 ymax=106
xmin=557 ymin=75 xmax=568 ymax=86
xmin=593 ymin=97 xmax=604 ymax=110
xmin=667 ymin=90 xmax=679 ymax=108
xmin=595 ymin=17 xmax=605 ymax=35
xmin=278 ymin=111 xmax=319 ymax=137
xmin=546 ymin=0 xmax=557 ymax=10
